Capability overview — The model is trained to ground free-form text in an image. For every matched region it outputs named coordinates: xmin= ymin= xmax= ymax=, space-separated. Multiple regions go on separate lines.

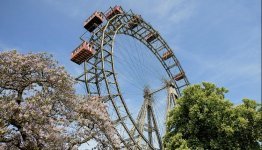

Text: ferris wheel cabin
xmin=84 ymin=11 xmax=104 ymax=32
xmin=174 ymin=72 xmax=185 ymax=81
xmin=128 ymin=15 xmax=141 ymax=29
xmin=162 ymin=51 xmax=173 ymax=60
xmin=71 ymin=42 xmax=95 ymax=65
xmin=145 ymin=32 xmax=158 ymax=43
xmin=105 ymin=6 xmax=124 ymax=20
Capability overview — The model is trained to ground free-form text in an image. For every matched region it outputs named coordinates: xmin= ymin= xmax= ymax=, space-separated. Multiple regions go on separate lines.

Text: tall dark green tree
xmin=163 ymin=82 xmax=261 ymax=150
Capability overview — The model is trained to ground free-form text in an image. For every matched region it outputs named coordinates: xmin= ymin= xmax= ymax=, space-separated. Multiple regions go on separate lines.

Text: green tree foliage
xmin=163 ymin=82 xmax=261 ymax=150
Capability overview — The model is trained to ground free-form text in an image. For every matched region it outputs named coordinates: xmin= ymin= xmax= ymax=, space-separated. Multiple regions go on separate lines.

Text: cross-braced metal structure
xmin=71 ymin=6 xmax=190 ymax=149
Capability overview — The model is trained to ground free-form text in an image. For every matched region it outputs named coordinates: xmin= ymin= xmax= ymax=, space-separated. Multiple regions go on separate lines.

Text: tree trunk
xmin=16 ymin=90 xmax=23 ymax=104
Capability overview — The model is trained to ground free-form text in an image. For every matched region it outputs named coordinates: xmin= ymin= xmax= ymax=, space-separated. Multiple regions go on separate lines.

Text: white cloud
xmin=179 ymin=29 xmax=261 ymax=87
xmin=136 ymin=0 xmax=196 ymax=24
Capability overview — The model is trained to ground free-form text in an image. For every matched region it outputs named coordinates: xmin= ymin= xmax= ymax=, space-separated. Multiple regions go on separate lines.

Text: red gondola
xmin=84 ymin=11 xmax=104 ymax=32
xmin=71 ymin=42 xmax=95 ymax=65
xmin=174 ymin=72 xmax=185 ymax=81
xmin=128 ymin=15 xmax=141 ymax=29
xmin=145 ymin=33 xmax=158 ymax=43
xmin=106 ymin=6 xmax=124 ymax=20
xmin=162 ymin=51 xmax=173 ymax=60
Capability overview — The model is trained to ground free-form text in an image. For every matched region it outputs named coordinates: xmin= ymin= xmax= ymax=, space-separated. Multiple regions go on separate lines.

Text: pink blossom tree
xmin=0 ymin=50 xmax=120 ymax=149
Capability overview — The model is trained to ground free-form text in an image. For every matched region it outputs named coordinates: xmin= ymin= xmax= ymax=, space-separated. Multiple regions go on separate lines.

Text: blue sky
xmin=0 ymin=0 xmax=261 ymax=106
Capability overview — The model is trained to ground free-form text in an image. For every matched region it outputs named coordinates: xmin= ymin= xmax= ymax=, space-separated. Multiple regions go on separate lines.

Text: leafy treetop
xmin=164 ymin=82 xmax=261 ymax=150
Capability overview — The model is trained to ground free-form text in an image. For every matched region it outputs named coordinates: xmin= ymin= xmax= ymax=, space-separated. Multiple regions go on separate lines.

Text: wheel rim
xmin=76 ymin=10 xmax=190 ymax=149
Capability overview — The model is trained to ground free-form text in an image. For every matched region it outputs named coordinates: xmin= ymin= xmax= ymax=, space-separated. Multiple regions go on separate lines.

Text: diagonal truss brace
xmin=130 ymin=87 xmax=162 ymax=149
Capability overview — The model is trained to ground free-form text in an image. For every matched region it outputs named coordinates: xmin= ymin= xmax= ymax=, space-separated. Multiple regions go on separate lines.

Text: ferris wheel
xmin=71 ymin=6 xmax=190 ymax=150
